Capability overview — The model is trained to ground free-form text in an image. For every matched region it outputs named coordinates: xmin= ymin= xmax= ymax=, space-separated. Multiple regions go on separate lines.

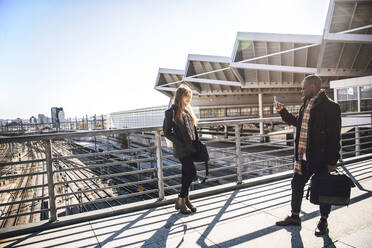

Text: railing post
xmin=235 ymin=124 xmax=242 ymax=184
xmin=44 ymin=139 xmax=57 ymax=222
xmin=355 ymin=126 xmax=360 ymax=156
xmin=155 ymin=130 xmax=165 ymax=200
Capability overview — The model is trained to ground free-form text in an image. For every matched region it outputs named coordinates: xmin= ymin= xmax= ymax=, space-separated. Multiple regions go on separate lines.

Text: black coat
xmin=163 ymin=105 xmax=196 ymax=159
xmin=279 ymin=91 xmax=341 ymax=172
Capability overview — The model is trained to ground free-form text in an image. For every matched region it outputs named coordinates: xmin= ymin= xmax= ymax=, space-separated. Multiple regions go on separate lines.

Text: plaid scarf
xmin=294 ymin=90 xmax=324 ymax=175
xmin=183 ymin=110 xmax=196 ymax=141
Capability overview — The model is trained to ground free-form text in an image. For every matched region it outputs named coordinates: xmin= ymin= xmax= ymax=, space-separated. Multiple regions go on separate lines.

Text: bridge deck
xmin=1 ymin=158 xmax=371 ymax=248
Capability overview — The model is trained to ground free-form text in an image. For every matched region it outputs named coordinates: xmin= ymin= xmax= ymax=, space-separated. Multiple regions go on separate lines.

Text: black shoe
xmin=315 ymin=219 xmax=329 ymax=236
xmin=276 ymin=215 xmax=301 ymax=226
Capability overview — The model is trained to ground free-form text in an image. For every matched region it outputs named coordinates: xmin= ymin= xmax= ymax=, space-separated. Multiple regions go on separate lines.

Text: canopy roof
xmin=155 ymin=0 xmax=372 ymax=97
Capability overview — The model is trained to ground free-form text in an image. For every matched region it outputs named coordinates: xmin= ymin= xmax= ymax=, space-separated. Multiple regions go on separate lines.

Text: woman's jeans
xmin=291 ymin=161 xmax=331 ymax=219
xmin=179 ymin=155 xmax=197 ymax=198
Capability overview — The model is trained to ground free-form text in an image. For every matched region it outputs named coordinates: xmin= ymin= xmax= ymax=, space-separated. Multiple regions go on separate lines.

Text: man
xmin=275 ymin=75 xmax=341 ymax=236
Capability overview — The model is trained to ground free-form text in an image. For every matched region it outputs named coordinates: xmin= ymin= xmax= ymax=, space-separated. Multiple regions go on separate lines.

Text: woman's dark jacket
xmin=279 ymin=91 xmax=341 ymax=172
xmin=163 ymin=105 xmax=196 ymax=159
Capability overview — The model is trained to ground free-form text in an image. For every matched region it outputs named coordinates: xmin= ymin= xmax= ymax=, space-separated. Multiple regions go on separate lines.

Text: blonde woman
xmin=163 ymin=84 xmax=198 ymax=214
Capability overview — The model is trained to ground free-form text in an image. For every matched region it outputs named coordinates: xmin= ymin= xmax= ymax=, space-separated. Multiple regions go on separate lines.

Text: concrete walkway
xmin=1 ymin=158 xmax=371 ymax=248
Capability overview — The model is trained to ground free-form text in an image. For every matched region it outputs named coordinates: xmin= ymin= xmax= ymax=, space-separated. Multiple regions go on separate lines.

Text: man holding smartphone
xmin=274 ymin=75 xmax=341 ymax=236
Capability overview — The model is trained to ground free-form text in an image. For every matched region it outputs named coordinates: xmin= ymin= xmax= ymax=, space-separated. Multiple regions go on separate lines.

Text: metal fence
xmin=0 ymin=112 xmax=371 ymax=229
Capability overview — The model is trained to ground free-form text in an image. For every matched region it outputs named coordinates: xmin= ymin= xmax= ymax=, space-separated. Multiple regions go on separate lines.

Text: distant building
xmin=38 ymin=114 xmax=46 ymax=124
xmin=51 ymin=107 xmax=64 ymax=129
xmin=29 ymin=116 xmax=37 ymax=124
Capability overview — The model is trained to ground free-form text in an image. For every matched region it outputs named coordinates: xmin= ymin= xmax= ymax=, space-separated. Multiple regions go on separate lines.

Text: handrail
xmin=0 ymin=111 xmax=370 ymax=230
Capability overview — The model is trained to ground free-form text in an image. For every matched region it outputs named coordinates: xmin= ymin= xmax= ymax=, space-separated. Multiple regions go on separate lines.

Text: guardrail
xmin=0 ymin=111 xmax=371 ymax=228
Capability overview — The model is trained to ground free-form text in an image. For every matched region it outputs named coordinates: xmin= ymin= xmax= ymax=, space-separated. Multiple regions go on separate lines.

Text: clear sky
xmin=0 ymin=0 xmax=330 ymax=119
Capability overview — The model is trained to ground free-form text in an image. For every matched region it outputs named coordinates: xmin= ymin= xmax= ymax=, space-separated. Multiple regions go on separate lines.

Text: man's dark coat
xmin=279 ymin=91 xmax=341 ymax=172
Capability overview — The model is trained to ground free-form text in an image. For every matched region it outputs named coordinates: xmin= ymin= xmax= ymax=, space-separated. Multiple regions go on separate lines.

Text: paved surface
xmin=1 ymin=158 xmax=371 ymax=248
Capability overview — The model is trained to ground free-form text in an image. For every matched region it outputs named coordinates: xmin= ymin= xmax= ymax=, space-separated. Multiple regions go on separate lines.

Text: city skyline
xmin=0 ymin=0 xmax=330 ymax=119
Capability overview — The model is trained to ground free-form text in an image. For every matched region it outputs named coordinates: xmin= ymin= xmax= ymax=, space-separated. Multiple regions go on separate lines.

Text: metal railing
xmin=0 ymin=111 xmax=371 ymax=228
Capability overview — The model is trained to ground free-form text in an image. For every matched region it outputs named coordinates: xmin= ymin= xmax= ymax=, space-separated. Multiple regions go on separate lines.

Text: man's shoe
xmin=276 ymin=215 xmax=301 ymax=226
xmin=315 ymin=219 xmax=329 ymax=236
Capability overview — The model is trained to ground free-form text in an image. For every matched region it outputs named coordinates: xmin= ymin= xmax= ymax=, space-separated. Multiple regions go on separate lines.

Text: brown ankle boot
xmin=175 ymin=196 xmax=181 ymax=210
xmin=177 ymin=197 xmax=191 ymax=214
xmin=185 ymin=195 xmax=197 ymax=212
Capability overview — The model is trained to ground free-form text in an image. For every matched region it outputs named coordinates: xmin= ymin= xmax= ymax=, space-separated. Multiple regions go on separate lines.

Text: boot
xmin=175 ymin=197 xmax=191 ymax=214
xmin=185 ymin=195 xmax=197 ymax=212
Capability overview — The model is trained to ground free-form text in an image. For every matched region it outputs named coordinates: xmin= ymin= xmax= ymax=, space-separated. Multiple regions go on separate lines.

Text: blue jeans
xmin=291 ymin=161 xmax=331 ymax=219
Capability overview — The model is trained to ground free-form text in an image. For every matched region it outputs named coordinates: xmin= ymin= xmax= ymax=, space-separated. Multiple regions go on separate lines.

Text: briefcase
xmin=306 ymin=173 xmax=355 ymax=206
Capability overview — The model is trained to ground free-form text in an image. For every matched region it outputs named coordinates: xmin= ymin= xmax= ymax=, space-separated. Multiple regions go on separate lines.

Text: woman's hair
xmin=173 ymin=84 xmax=196 ymax=125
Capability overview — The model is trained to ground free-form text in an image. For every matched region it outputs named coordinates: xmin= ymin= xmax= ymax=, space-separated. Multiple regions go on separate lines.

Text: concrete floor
xmin=1 ymin=158 xmax=371 ymax=248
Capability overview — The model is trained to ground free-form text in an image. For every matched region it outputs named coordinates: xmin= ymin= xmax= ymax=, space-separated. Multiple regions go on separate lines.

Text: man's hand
xmin=327 ymin=164 xmax=337 ymax=173
xmin=275 ymin=101 xmax=284 ymax=113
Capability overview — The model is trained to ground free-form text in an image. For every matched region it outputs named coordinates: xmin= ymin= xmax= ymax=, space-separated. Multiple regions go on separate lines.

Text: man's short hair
xmin=303 ymin=75 xmax=321 ymax=89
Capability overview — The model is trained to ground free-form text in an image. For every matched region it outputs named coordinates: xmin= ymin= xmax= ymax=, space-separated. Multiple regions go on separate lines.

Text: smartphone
xmin=273 ymin=96 xmax=278 ymax=105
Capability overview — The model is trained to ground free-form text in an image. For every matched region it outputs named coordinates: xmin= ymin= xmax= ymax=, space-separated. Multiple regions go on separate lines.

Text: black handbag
xmin=192 ymin=129 xmax=210 ymax=183
xmin=306 ymin=172 xmax=355 ymax=206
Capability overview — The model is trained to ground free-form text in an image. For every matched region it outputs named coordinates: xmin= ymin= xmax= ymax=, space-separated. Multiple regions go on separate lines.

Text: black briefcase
xmin=306 ymin=173 xmax=355 ymax=206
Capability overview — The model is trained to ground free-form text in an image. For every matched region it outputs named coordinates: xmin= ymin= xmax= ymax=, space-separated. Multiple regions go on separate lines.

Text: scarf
xmin=294 ymin=89 xmax=324 ymax=175
xmin=183 ymin=110 xmax=196 ymax=141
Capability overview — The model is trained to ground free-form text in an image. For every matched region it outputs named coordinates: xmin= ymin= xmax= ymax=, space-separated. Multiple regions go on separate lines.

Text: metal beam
xmin=324 ymin=33 xmax=372 ymax=44
xmin=235 ymin=32 xmax=322 ymax=44
xmin=338 ymin=24 xmax=372 ymax=34
xmin=265 ymin=42 xmax=270 ymax=82
xmin=317 ymin=0 xmax=335 ymax=68
xmin=230 ymin=67 xmax=244 ymax=83
xmin=183 ymin=77 xmax=242 ymax=87
xmin=238 ymin=43 xmax=319 ymax=64
xmin=336 ymin=1 xmax=357 ymax=70
xmin=252 ymin=41 xmax=259 ymax=83
xmin=317 ymin=68 xmax=371 ymax=77
xmin=230 ymin=62 xmax=317 ymax=74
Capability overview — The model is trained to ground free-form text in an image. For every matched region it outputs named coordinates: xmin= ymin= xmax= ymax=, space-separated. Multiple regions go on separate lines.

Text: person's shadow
xmin=283 ymin=226 xmax=304 ymax=248
xmin=141 ymin=213 xmax=187 ymax=247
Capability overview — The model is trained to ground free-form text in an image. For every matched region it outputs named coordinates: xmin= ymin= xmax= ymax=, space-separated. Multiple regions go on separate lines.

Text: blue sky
xmin=0 ymin=0 xmax=330 ymax=119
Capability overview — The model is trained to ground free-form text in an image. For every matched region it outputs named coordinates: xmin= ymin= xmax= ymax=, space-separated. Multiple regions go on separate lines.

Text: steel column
xmin=44 ymin=139 xmax=57 ymax=222
xmin=235 ymin=124 xmax=242 ymax=184
xmin=155 ymin=130 xmax=165 ymax=200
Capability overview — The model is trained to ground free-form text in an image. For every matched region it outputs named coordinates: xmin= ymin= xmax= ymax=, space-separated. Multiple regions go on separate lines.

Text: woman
xmin=163 ymin=84 xmax=198 ymax=214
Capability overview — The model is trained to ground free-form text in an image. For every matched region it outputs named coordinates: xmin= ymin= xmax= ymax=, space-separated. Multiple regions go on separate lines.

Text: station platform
xmin=1 ymin=158 xmax=371 ymax=248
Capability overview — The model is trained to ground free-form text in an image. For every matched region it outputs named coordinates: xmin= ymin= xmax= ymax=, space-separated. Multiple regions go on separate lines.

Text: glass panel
xmin=337 ymin=87 xmax=357 ymax=101
xmin=241 ymin=107 xmax=251 ymax=116
xmin=361 ymin=86 xmax=372 ymax=99
xmin=251 ymin=107 xmax=259 ymax=115
xmin=337 ymin=88 xmax=348 ymax=101
xmin=339 ymin=100 xmax=358 ymax=113
xmin=361 ymin=99 xmax=372 ymax=111
xmin=227 ymin=108 xmax=240 ymax=116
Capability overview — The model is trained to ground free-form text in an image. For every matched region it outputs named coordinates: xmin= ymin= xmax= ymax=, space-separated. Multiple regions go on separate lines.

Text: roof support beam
xmin=336 ymin=1 xmax=357 ymax=70
xmin=317 ymin=68 xmax=370 ymax=77
xmin=252 ymin=41 xmax=259 ymax=83
xmin=155 ymin=86 xmax=200 ymax=95
xmin=230 ymin=67 xmax=244 ymax=84
xmin=317 ymin=0 xmax=335 ymax=69
xmin=338 ymin=24 xmax=372 ymax=34
xmin=230 ymin=62 xmax=317 ymax=74
xmin=203 ymin=62 xmax=223 ymax=92
xmin=324 ymin=33 xmax=372 ymax=44
xmin=265 ymin=42 xmax=270 ymax=82
xmin=237 ymin=43 xmax=319 ymax=64
xmin=183 ymin=77 xmax=242 ymax=87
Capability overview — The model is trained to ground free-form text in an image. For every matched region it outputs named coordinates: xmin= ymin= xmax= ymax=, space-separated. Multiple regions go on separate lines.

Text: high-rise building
xmin=38 ymin=114 xmax=46 ymax=124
